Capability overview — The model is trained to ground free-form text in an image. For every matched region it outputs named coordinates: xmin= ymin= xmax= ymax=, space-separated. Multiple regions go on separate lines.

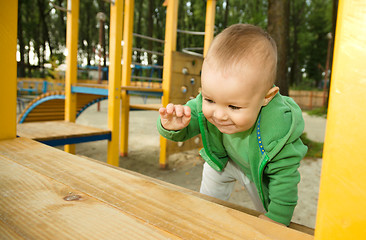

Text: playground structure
xmin=117 ymin=0 xmax=212 ymax=167
xmin=17 ymin=78 xmax=64 ymax=95
xmin=2 ymin=0 xmax=366 ymax=239
xmin=17 ymin=91 xmax=108 ymax=123
xmin=16 ymin=0 xmax=213 ymax=168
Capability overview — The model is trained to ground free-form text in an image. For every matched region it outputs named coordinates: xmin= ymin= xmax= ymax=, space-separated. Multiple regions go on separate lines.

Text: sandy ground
xmin=74 ymin=96 xmax=326 ymax=229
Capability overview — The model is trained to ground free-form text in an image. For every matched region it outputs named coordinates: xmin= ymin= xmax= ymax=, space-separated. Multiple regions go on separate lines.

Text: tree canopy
xmin=17 ymin=0 xmax=334 ymax=92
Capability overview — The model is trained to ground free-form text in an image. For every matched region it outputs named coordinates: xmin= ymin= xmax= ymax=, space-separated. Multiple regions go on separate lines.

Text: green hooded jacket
xmin=157 ymin=93 xmax=308 ymax=226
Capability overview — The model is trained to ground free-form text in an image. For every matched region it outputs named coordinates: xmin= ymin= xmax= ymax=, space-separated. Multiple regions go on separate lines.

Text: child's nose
xmin=213 ymin=108 xmax=228 ymax=121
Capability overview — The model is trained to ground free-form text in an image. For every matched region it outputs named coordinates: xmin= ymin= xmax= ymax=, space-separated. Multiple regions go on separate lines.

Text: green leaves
xmin=18 ymin=0 xmax=333 ymax=93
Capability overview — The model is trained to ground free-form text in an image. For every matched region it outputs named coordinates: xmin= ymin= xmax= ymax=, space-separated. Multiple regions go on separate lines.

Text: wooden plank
xmin=26 ymin=112 xmax=65 ymax=117
xmin=18 ymin=92 xmax=104 ymax=123
xmin=0 ymin=155 xmax=179 ymax=239
xmin=20 ymin=117 xmax=65 ymax=122
xmin=121 ymin=86 xmax=163 ymax=92
xmin=0 ymin=138 xmax=313 ymax=240
xmin=80 ymin=155 xmax=315 ymax=236
xmin=130 ymin=104 xmax=162 ymax=111
xmin=171 ymin=51 xmax=203 ymax=76
xmin=170 ymin=73 xmax=201 ymax=104
xmin=0 ymin=220 xmax=24 ymax=240
xmin=130 ymin=81 xmax=162 ymax=89
xmin=75 ymin=83 xmax=109 ymax=89
xmin=17 ymin=121 xmax=110 ymax=141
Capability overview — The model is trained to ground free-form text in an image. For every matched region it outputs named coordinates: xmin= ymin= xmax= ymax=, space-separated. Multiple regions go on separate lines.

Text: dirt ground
xmin=75 ymin=96 xmax=326 ymax=229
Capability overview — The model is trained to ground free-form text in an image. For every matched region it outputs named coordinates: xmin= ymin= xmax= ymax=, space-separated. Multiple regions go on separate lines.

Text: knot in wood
xmin=63 ymin=193 xmax=82 ymax=201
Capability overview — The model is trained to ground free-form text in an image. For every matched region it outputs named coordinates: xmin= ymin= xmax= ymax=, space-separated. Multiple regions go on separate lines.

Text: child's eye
xmin=229 ymin=105 xmax=241 ymax=110
xmin=204 ymin=98 xmax=214 ymax=104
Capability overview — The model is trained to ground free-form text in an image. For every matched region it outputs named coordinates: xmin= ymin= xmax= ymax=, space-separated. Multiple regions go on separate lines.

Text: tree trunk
xmin=290 ymin=23 xmax=300 ymax=86
xmin=86 ymin=14 xmax=91 ymax=66
xmin=223 ymin=0 xmax=230 ymax=28
xmin=17 ymin=0 xmax=26 ymax=77
xmin=147 ymin=0 xmax=154 ymax=64
xmin=289 ymin=0 xmax=306 ymax=86
xmin=267 ymin=0 xmax=290 ymax=96
xmin=326 ymin=0 xmax=338 ymax=106
xmin=177 ymin=0 xmax=185 ymax=51
xmin=26 ymin=44 xmax=31 ymax=77
xmin=99 ymin=1 xmax=107 ymax=69
xmin=134 ymin=0 xmax=143 ymax=76
xmin=57 ymin=0 xmax=66 ymax=40
xmin=41 ymin=0 xmax=53 ymax=57
xmin=37 ymin=0 xmax=49 ymax=77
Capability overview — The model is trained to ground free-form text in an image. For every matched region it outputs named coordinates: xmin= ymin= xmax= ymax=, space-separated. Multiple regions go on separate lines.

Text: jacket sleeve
xmin=263 ymin=138 xmax=307 ymax=226
xmin=157 ymin=97 xmax=201 ymax=142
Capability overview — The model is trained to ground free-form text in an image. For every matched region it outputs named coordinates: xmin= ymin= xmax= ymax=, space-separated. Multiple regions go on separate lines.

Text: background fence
xmin=289 ymin=90 xmax=328 ymax=110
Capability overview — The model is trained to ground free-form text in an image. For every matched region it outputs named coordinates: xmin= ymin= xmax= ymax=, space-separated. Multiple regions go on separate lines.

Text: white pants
xmin=200 ymin=161 xmax=266 ymax=213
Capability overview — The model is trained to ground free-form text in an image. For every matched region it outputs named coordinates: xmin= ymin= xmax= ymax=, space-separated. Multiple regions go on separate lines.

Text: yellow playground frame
xmin=2 ymin=0 xmax=366 ymax=238
xmin=14 ymin=0 xmax=216 ymax=168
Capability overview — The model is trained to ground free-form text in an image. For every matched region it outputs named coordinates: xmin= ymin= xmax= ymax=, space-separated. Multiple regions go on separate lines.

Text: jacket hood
xmin=259 ymin=93 xmax=305 ymax=159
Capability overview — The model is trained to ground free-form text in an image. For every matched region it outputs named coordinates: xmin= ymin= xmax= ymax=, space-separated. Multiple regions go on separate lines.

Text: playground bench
xmin=16 ymin=121 xmax=111 ymax=146
xmin=0 ymin=137 xmax=313 ymax=239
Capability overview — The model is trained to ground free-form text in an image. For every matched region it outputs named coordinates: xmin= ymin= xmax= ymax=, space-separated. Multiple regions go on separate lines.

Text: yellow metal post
xmin=64 ymin=0 xmax=79 ymax=154
xmin=315 ymin=1 xmax=366 ymax=239
xmin=159 ymin=0 xmax=179 ymax=168
xmin=0 ymin=1 xmax=18 ymax=140
xmin=107 ymin=0 xmax=124 ymax=166
xmin=120 ymin=0 xmax=134 ymax=157
xmin=203 ymin=0 xmax=216 ymax=57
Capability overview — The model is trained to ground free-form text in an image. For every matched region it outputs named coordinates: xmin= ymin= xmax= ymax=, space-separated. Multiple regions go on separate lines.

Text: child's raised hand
xmin=159 ymin=103 xmax=191 ymax=131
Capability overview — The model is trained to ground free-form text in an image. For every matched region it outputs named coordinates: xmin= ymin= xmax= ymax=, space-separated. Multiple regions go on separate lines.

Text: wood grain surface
xmin=17 ymin=121 xmax=110 ymax=141
xmin=0 ymin=138 xmax=314 ymax=240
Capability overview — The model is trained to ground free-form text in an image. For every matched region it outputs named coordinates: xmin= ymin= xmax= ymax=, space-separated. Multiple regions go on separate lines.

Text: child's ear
xmin=262 ymin=86 xmax=279 ymax=106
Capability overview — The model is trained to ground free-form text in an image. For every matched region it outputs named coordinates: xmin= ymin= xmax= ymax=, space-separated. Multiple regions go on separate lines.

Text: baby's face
xmin=201 ymin=61 xmax=268 ymax=134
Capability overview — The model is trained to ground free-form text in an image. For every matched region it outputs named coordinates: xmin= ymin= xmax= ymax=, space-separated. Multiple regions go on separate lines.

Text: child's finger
xmin=159 ymin=107 xmax=167 ymax=116
xmin=183 ymin=105 xmax=191 ymax=117
xmin=166 ymin=103 xmax=175 ymax=114
xmin=175 ymin=105 xmax=184 ymax=117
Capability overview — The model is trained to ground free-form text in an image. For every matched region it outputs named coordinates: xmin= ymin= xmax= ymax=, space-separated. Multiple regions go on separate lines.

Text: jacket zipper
xmin=258 ymin=154 xmax=270 ymax=211
xmin=256 ymin=114 xmax=269 ymax=211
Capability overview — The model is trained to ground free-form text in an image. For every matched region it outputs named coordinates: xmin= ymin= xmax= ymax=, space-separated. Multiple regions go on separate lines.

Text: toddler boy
xmin=157 ymin=24 xmax=307 ymax=226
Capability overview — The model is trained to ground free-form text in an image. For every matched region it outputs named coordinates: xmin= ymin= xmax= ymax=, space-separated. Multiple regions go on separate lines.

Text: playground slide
xmin=18 ymin=91 xmax=107 ymax=123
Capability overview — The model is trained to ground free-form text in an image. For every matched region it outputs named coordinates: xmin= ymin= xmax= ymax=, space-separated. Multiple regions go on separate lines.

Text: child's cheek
xmin=202 ymin=103 xmax=212 ymax=119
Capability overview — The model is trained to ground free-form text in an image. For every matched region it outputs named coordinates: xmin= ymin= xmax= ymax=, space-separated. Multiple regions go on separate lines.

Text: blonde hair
xmin=205 ymin=24 xmax=277 ymax=89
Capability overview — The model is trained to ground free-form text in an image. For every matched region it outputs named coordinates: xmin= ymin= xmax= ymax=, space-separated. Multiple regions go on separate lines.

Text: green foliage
xmin=290 ymin=78 xmax=321 ymax=91
xmin=289 ymin=0 xmax=333 ymax=89
xmin=301 ymin=133 xmax=324 ymax=159
xmin=18 ymin=0 xmax=67 ymax=76
xmin=46 ymin=56 xmax=61 ymax=81
xmin=78 ymin=0 xmax=101 ymax=66
xmin=17 ymin=0 xmax=334 ymax=91
xmin=304 ymin=0 xmax=333 ymax=88
xmin=215 ymin=0 xmax=267 ymax=32
xmin=306 ymin=107 xmax=328 ymax=118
